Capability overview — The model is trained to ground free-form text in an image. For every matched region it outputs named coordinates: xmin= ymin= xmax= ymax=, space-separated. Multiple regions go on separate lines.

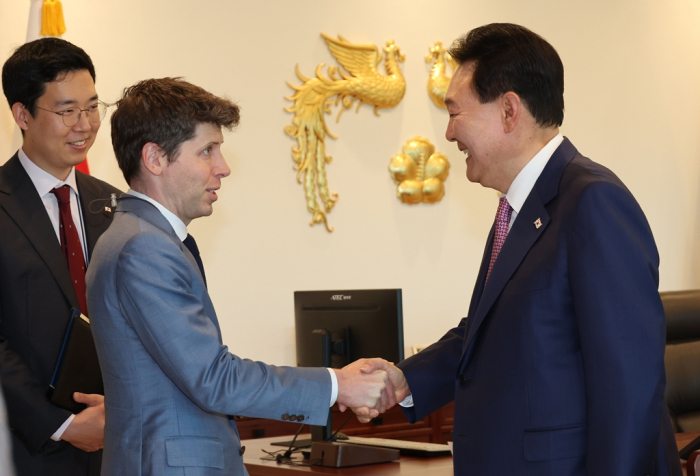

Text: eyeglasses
xmin=35 ymin=100 xmax=109 ymax=127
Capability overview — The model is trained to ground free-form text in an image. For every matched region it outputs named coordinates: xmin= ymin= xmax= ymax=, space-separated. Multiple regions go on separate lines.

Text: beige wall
xmin=1 ymin=0 xmax=699 ymax=365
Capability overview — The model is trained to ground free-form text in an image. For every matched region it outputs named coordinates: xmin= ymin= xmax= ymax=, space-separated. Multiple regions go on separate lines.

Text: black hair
xmin=449 ymin=23 xmax=564 ymax=127
xmin=2 ymin=37 xmax=96 ymax=116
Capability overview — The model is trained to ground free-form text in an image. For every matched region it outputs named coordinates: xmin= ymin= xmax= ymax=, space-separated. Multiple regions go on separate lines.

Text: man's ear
xmin=141 ymin=143 xmax=167 ymax=176
xmin=501 ymin=91 xmax=522 ymax=133
xmin=11 ymin=103 xmax=31 ymax=132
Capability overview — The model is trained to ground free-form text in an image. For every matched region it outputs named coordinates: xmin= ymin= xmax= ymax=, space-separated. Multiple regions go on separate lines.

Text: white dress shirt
xmin=502 ymin=134 xmax=564 ymax=231
xmin=125 ymin=190 xmax=340 ymax=406
xmin=399 ymin=133 xmax=564 ymax=409
xmin=18 ymin=149 xmax=88 ymax=260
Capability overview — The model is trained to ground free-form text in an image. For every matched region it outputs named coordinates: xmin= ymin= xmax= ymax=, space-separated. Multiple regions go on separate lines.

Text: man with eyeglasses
xmin=0 ymin=38 xmax=121 ymax=475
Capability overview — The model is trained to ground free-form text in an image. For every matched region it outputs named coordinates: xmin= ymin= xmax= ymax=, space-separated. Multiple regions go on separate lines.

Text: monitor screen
xmin=294 ymin=289 xmax=404 ymax=369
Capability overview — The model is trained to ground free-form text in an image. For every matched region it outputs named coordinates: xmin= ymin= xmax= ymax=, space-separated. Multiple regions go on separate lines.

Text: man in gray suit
xmin=86 ymin=77 xmax=393 ymax=476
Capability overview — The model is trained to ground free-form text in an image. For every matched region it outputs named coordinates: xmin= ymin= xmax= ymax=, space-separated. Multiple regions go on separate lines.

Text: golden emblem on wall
xmin=285 ymin=34 xmax=406 ymax=232
xmin=425 ymin=41 xmax=457 ymax=109
xmin=389 ymin=137 xmax=450 ymax=204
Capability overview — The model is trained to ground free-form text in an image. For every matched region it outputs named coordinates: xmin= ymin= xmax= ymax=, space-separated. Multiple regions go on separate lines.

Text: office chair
xmin=662 ymin=289 xmax=700 ymax=460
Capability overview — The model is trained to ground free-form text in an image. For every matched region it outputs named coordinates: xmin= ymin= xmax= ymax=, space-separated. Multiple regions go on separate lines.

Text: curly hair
xmin=111 ymin=77 xmax=240 ymax=184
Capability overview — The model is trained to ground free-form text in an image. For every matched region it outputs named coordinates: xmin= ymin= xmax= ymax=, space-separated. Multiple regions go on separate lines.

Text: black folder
xmin=47 ymin=309 xmax=103 ymax=413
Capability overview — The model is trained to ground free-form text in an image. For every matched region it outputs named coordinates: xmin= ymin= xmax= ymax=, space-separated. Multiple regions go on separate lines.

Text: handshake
xmin=333 ymin=358 xmax=411 ymax=423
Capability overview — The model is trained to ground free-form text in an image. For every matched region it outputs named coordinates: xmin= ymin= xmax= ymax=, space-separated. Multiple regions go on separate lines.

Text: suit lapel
xmin=116 ymin=195 xmax=202 ymax=280
xmin=0 ymin=154 xmax=80 ymax=310
xmin=466 ymin=224 xmax=495 ymax=324
xmin=116 ymin=195 xmax=221 ymax=332
xmin=76 ymin=171 xmax=115 ymax=258
xmin=466 ymin=197 xmax=550 ymax=347
xmin=461 ymin=138 xmax=579 ymax=361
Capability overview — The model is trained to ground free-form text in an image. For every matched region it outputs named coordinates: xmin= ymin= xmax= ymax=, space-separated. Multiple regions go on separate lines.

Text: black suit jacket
xmin=0 ymin=152 xmax=121 ymax=476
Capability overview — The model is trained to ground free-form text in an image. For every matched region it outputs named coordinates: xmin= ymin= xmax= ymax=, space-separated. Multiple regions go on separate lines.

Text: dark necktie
xmin=51 ymin=185 xmax=88 ymax=315
xmin=183 ymin=234 xmax=207 ymax=288
xmin=485 ymin=196 xmax=513 ymax=283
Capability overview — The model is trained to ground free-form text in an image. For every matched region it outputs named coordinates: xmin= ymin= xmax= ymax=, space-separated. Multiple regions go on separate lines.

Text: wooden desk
xmin=235 ymin=403 xmax=453 ymax=444
xmin=242 ymin=436 xmax=454 ymax=476
xmin=678 ymin=432 xmax=700 ymax=451
xmin=243 ymin=433 xmax=698 ymax=476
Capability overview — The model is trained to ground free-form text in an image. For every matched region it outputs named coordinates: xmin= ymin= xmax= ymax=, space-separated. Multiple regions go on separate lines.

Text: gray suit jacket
xmin=86 ymin=195 xmax=331 ymax=476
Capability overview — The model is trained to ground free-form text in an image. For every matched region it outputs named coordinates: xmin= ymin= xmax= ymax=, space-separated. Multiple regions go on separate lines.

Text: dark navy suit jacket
xmin=398 ymin=138 xmax=681 ymax=476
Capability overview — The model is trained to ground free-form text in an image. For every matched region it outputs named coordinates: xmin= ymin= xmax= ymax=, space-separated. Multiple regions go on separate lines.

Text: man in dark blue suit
xmin=363 ymin=23 xmax=681 ymax=475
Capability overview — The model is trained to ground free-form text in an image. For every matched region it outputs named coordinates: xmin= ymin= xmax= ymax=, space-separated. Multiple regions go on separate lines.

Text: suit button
xmin=289 ymin=414 xmax=297 ymax=421
xmin=239 ymin=446 xmax=246 ymax=456
xmin=281 ymin=413 xmax=289 ymax=421
xmin=297 ymin=415 xmax=305 ymax=422
xmin=459 ymin=375 xmax=467 ymax=385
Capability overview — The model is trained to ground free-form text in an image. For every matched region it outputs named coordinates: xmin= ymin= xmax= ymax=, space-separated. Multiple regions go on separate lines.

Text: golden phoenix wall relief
xmin=285 ymin=34 xmax=406 ymax=232
xmin=389 ymin=137 xmax=450 ymax=204
xmin=425 ymin=41 xmax=457 ymax=109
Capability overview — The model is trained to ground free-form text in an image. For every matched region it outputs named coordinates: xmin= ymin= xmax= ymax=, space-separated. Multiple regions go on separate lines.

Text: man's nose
xmin=73 ymin=110 xmax=93 ymax=131
xmin=445 ymin=122 xmax=456 ymax=142
xmin=218 ymin=156 xmax=231 ymax=178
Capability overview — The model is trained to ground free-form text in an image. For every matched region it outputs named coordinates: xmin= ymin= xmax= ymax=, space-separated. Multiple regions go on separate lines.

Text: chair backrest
xmin=663 ymin=290 xmax=700 ymax=432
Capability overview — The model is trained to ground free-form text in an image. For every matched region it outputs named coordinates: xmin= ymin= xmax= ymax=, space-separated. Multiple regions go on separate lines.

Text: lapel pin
xmin=105 ymin=206 xmax=112 ymax=212
xmin=534 ymin=218 xmax=542 ymax=229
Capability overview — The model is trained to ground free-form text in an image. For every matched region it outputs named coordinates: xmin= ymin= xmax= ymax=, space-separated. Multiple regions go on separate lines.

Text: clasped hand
xmin=333 ymin=358 xmax=410 ymax=423
xmin=61 ymin=392 xmax=105 ymax=452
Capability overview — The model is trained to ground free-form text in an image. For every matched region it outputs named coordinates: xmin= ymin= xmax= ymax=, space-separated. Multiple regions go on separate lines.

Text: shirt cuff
xmin=398 ymin=394 xmax=414 ymax=408
xmin=327 ymin=368 xmax=338 ymax=407
xmin=51 ymin=414 xmax=75 ymax=441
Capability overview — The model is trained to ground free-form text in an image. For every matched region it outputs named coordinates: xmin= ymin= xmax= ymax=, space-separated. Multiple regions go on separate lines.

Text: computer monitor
xmin=294 ymin=288 xmax=404 ymax=369
xmin=274 ymin=289 xmax=404 ymax=448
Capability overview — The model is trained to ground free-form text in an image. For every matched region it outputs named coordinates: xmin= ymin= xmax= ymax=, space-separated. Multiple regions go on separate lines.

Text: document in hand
xmin=47 ymin=309 xmax=104 ymax=413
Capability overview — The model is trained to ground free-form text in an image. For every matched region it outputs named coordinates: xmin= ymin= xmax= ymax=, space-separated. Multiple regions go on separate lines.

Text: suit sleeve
xmin=396 ymin=318 xmax=466 ymax=422
xmin=114 ymin=232 xmax=331 ymax=423
xmin=0 ymin=329 xmax=72 ymax=454
xmin=568 ymin=181 xmax=665 ymax=476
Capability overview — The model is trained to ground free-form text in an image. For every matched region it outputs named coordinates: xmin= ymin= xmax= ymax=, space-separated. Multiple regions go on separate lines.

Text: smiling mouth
xmin=462 ymin=148 xmax=470 ymax=158
xmin=68 ymin=140 xmax=87 ymax=146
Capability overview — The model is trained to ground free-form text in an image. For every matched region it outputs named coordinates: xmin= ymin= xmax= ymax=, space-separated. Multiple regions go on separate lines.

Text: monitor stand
xmin=271 ymin=329 xmax=347 ymax=450
xmin=272 ymin=330 xmax=336 ymax=448
xmin=310 ymin=441 xmax=399 ymax=467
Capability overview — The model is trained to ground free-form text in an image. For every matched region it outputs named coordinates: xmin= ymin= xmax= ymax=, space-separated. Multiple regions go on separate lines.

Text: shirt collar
xmin=126 ymin=189 xmax=189 ymax=241
xmin=18 ymin=148 xmax=79 ymax=198
xmin=504 ymin=133 xmax=564 ymax=214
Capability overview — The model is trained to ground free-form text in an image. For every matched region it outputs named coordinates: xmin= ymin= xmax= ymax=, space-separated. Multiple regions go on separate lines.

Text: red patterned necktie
xmin=485 ymin=196 xmax=513 ymax=283
xmin=51 ymin=185 xmax=88 ymax=316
